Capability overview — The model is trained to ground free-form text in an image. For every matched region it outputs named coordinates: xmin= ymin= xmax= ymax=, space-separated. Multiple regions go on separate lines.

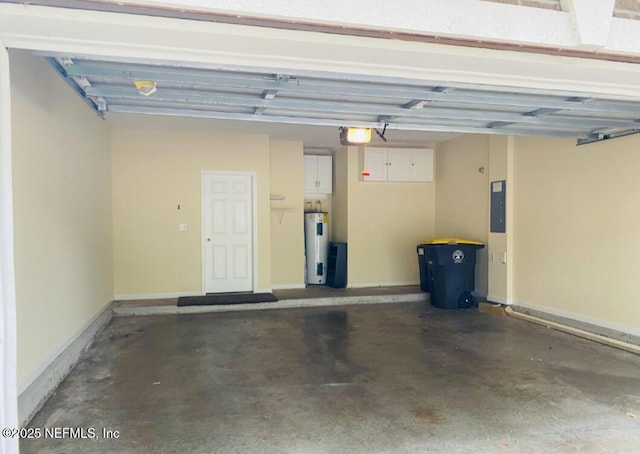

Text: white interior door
xmin=202 ymin=173 xmax=253 ymax=293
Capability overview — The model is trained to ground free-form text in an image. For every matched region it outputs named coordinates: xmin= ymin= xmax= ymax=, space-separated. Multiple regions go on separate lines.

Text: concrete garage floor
xmin=23 ymin=302 xmax=640 ymax=454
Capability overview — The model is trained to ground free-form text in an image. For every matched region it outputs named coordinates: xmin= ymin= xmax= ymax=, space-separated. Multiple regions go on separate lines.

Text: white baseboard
xmin=272 ymin=284 xmax=306 ymax=290
xmin=486 ymin=295 xmax=513 ymax=305
xmin=114 ymin=291 xmax=200 ymax=301
xmin=18 ymin=298 xmax=114 ymax=426
xmin=348 ymin=281 xmax=419 ymax=289
xmin=512 ymin=299 xmax=640 ymax=339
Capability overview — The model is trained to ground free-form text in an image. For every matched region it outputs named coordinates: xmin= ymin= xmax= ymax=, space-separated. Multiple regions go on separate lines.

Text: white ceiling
xmin=105 ymin=113 xmax=460 ymax=149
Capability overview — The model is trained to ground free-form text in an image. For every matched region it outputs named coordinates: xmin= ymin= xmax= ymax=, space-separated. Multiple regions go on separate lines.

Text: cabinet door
xmin=387 ymin=148 xmax=412 ymax=181
xmin=316 ymin=155 xmax=333 ymax=194
xmin=363 ymin=147 xmax=388 ymax=181
xmin=411 ymin=149 xmax=434 ymax=181
xmin=304 ymin=155 xmax=318 ymax=193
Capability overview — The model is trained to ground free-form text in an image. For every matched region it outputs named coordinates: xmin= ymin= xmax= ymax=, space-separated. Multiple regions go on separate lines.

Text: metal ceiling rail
xmin=83 ymin=86 xmax=640 ymax=130
xmin=64 ymin=62 xmax=640 ymax=116
xmin=108 ymin=104 xmax=585 ymax=138
xmin=39 ymin=54 xmax=640 ymax=141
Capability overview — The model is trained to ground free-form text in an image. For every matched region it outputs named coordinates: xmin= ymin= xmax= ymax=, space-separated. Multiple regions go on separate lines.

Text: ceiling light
xmin=134 ymin=80 xmax=157 ymax=96
xmin=339 ymin=127 xmax=371 ymax=145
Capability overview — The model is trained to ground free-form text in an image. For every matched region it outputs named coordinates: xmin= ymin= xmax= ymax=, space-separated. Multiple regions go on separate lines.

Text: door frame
xmin=200 ymin=171 xmax=258 ymax=295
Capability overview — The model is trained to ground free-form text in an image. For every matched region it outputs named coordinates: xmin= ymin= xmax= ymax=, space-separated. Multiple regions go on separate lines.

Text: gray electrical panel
xmin=490 ymin=180 xmax=506 ymax=233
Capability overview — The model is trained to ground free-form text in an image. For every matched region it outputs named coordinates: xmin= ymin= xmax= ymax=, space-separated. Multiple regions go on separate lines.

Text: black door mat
xmin=177 ymin=293 xmax=278 ymax=307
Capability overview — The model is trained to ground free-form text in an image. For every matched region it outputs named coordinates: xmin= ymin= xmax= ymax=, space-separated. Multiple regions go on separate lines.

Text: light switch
xmin=178 ymin=224 xmax=188 ymax=231
xmin=501 ymin=252 xmax=507 ymax=264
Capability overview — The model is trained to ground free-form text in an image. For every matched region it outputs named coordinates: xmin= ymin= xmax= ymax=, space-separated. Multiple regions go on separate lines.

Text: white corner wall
xmin=10 ymin=50 xmax=113 ymax=390
xmin=513 ymin=134 xmax=640 ymax=333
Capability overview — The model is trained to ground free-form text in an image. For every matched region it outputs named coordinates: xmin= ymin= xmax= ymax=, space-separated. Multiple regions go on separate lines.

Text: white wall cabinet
xmin=363 ymin=147 xmax=433 ymax=182
xmin=361 ymin=147 xmax=388 ymax=181
xmin=304 ymin=155 xmax=333 ymax=194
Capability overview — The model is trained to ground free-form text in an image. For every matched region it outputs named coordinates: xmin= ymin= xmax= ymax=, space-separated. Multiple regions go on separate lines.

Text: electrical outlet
xmin=178 ymin=224 xmax=188 ymax=231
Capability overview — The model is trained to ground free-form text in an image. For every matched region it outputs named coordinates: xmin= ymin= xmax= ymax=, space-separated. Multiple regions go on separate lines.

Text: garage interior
xmin=1 ymin=1 xmax=640 ymax=453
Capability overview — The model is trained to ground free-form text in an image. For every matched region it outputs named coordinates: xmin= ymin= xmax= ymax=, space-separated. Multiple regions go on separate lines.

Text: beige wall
xmin=10 ymin=50 xmax=113 ymax=387
xmin=270 ymin=141 xmax=305 ymax=287
xmin=111 ymin=127 xmax=272 ymax=296
xmin=346 ymin=146 xmax=436 ymax=286
xmin=487 ymin=135 xmax=515 ymax=303
xmin=513 ymin=135 xmax=640 ymax=331
xmin=332 ymin=148 xmax=349 ymax=243
xmin=435 ymin=134 xmax=490 ymax=296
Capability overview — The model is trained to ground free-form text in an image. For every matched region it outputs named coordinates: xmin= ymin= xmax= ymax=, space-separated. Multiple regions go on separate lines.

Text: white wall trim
xmin=348 ymin=281 xmax=420 ymax=289
xmin=18 ymin=298 xmax=114 ymax=426
xmin=512 ymin=298 xmax=640 ymax=339
xmin=63 ymin=0 xmax=639 ymax=55
xmin=487 ymin=295 xmax=514 ymax=305
xmin=0 ymin=43 xmax=18 ymax=454
xmin=0 ymin=5 xmax=639 ymax=99
xmin=271 ymin=284 xmax=306 ymax=290
xmin=561 ymin=0 xmax=615 ymax=49
xmin=114 ymin=291 xmax=200 ymax=301
xmin=201 ymin=171 xmax=259 ymax=295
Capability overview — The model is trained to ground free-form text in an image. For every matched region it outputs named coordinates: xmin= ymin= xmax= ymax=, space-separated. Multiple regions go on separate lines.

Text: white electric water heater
xmin=304 ymin=212 xmax=329 ymax=284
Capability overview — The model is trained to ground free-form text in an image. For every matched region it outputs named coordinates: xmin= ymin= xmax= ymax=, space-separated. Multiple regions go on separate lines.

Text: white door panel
xmin=212 ymin=200 xmax=226 ymax=233
xmin=316 ymin=156 xmax=333 ymax=193
xmin=387 ymin=148 xmax=412 ymax=181
xmin=233 ymin=245 xmax=249 ymax=279
xmin=233 ymin=200 xmax=248 ymax=233
xmin=212 ymin=245 xmax=227 ymax=280
xmin=363 ymin=147 xmax=388 ymax=181
xmin=411 ymin=149 xmax=434 ymax=181
xmin=303 ymin=155 xmax=318 ymax=193
xmin=203 ymin=174 xmax=253 ymax=293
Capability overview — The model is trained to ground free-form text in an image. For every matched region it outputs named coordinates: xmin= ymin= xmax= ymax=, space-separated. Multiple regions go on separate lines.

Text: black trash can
xmin=327 ymin=242 xmax=347 ymax=288
xmin=420 ymin=239 xmax=484 ymax=309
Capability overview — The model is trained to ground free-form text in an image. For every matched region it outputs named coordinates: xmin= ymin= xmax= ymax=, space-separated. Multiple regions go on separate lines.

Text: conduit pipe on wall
xmin=504 ymin=306 xmax=640 ymax=356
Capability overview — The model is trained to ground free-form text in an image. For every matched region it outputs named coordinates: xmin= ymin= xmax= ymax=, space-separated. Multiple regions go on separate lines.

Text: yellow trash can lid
xmin=422 ymin=238 xmax=484 ymax=246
